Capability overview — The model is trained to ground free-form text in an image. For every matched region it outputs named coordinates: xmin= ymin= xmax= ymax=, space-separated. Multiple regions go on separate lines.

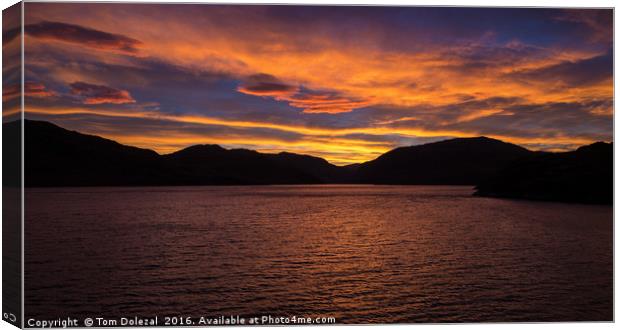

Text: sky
xmin=5 ymin=3 xmax=613 ymax=165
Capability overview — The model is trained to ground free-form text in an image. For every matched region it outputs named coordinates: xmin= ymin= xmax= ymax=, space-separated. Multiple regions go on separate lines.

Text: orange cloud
xmin=237 ymin=73 xmax=298 ymax=96
xmin=285 ymin=89 xmax=373 ymax=114
xmin=3 ymin=82 xmax=56 ymax=102
xmin=20 ymin=5 xmax=612 ymax=164
xmin=24 ymin=6 xmax=611 ymax=115
xmin=24 ymin=6 xmax=612 ymax=115
xmin=69 ymin=81 xmax=135 ymax=105
xmin=237 ymin=74 xmax=372 ymax=113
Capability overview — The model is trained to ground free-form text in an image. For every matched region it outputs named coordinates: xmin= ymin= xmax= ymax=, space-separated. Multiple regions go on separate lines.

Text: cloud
xmin=431 ymin=99 xmax=613 ymax=145
xmin=508 ymin=50 xmax=612 ymax=88
xmin=13 ymin=21 xmax=142 ymax=53
xmin=19 ymin=5 xmax=613 ymax=164
xmin=238 ymin=74 xmax=371 ymax=114
xmin=237 ymin=73 xmax=298 ymax=96
xmin=3 ymin=82 xmax=57 ymax=101
xmin=555 ymin=9 xmax=613 ymax=44
xmin=284 ymin=87 xmax=372 ymax=114
xmin=70 ymin=82 xmax=135 ymax=105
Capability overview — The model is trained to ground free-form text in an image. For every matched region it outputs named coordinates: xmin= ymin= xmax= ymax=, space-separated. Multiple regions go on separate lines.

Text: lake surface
xmin=25 ymin=185 xmax=612 ymax=323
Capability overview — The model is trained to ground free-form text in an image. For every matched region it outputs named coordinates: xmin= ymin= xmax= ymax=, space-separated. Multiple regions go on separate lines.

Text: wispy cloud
xmin=69 ymin=81 xmax=135 ymax=105
xmin=3 ymin=82 xmax=57 ymax=101
xmin=6 ymin=20 xmax=142 ymax=53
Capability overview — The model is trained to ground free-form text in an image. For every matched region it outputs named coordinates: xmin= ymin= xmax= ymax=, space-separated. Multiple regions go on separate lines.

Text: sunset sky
xmin=6 ymin=4 xmax=613 ymax=165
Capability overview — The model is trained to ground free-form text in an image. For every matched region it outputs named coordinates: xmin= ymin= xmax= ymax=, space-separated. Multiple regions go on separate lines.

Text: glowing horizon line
xmin=23 ymin=106 xmax=604 ymax=164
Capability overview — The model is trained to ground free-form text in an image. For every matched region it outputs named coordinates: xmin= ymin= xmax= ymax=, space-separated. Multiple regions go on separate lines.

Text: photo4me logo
xmin=199 ymin=315 xmax=336 ymax=325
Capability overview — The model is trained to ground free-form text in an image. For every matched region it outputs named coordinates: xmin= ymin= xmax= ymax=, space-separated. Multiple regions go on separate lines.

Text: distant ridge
xmin=356 ymin=136 xmax=532 ymax=185
xmin=7 ymin=120 xmax=612 ymax=204
xmin=162 ymin=143 xmax=347 ymax=185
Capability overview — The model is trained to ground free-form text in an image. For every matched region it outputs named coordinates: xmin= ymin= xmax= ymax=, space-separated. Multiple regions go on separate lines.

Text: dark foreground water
xmin=25 ymin=185 xmax=612 ymax=323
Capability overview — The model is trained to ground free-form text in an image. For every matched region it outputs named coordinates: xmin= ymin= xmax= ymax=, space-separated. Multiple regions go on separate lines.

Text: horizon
xmin=15 ymin=118 xmax=612 ymax=167
xmin=4 ymin=4 xmax=613 ymax=165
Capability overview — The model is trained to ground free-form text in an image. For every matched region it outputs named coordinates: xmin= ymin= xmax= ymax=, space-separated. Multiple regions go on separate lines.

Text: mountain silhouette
xmin=162 ymin=144 xmax=347 ymax=185
xmin=15 ymin=120 xmax=347 ymax=186
xmin=474 ymin=141 xmax=612 ymax=204
xmin=9 ymin=119 xmax=612 ymax=204
xmin=19 ymin=119 xmax=163 ymax=186
xmin=355 ymin=137 xmax=532 ymax=184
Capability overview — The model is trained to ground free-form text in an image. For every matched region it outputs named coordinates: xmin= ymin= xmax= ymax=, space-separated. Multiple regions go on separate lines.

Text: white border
xmin=0 ymin=1 xmax=617 ymax=330
xmin=20 ymin=1 xmax=24 ymax=328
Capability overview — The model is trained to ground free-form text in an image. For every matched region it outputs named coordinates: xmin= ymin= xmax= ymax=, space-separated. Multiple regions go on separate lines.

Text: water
xmin=25 ymin=185 xmax=612 ymax=323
